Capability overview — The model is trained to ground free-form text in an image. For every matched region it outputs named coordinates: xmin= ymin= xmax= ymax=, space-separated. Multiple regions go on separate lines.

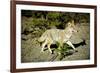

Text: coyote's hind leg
xmin=41 ymin=40 xmax=47 ymax=53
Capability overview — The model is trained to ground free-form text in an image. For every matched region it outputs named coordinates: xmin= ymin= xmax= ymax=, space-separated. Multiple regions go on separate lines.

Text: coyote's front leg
xmin=47 ymin=43 xmax=52 ymax=54
xmin=66 ymin=41 xmax=76 ymax=50
xmin=57 ymin=41 xmax=63 ymax=55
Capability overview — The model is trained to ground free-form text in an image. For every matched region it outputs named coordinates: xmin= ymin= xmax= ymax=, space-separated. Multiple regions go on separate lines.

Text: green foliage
xmin=47 ymin=12 xmax=60 ymax=20
xmin=55 ymin=43 xmax=71 ymax=60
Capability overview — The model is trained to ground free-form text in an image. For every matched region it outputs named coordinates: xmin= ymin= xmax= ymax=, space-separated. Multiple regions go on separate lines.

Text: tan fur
xmin=38 ymin=20 xmax=78 ymax=53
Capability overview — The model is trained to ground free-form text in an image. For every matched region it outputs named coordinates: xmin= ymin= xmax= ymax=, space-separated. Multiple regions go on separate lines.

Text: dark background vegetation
xmin=21 ymin=10 xmax=90 ymax=30
xmin=21 ymin=10 xmax=90 ymax=62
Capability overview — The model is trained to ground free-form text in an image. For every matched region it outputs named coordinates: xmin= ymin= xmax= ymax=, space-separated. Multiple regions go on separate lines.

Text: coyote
xmin=38 ymin=20 xmax=78 ymax=53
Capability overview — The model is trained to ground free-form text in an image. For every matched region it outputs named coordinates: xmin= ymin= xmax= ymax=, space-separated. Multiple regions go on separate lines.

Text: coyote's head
xmin=65 ymin=20 xmax=78 ymax=33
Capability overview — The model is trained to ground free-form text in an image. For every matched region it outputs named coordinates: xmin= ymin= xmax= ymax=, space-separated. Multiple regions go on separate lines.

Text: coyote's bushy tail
xmin=38 ymin=31 xmax=48 ymax=42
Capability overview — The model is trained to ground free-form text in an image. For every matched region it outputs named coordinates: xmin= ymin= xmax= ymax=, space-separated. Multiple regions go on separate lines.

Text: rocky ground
xmin=21 ymin=24 xmax=90 ymax=63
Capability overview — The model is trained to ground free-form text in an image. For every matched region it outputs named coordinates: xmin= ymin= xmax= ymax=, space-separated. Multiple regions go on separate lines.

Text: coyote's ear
xmin=67 ymin=20 xmax=74 ymax=27
xmin=71 ymin=20 xmax=74 ymax=25
xmin=67 ymin=22 xmax=71 ymax=27
xmin=71 ymin=20 xmax=75 ymax=25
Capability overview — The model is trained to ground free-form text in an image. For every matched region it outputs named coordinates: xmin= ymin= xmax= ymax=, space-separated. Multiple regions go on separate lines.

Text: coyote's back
xmin=38 ymin=29 xmax=60 ymax=43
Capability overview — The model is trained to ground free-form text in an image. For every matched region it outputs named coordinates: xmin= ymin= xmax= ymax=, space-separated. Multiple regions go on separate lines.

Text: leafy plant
xmin=54 ymin=42 xmax=72 ymax=60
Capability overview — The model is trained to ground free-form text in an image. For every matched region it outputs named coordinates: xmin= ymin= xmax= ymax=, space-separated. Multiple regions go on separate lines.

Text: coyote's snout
xmin=38 ymin=20 xmax=78 ymax=53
